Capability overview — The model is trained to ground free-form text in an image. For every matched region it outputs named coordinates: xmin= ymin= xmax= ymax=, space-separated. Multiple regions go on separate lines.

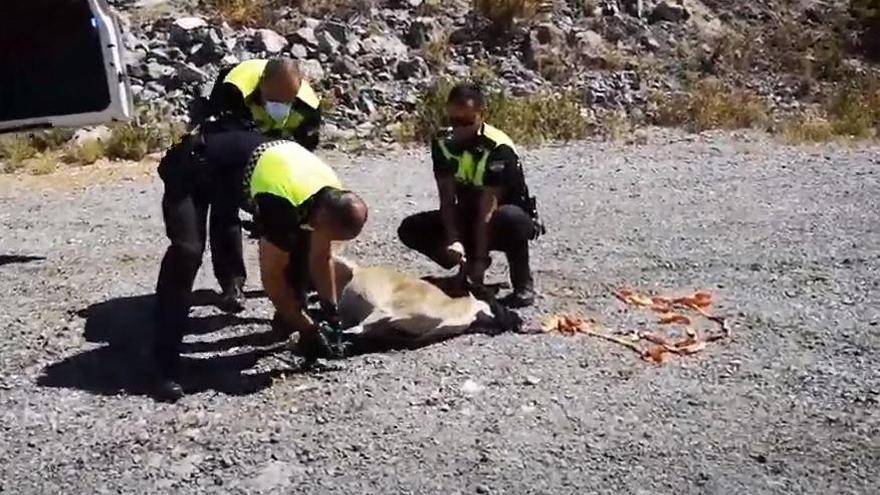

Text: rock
xmin=395 ymin=57 xmax=428 ymax=80
xmin=361 ymin=35 xmax=409 ymax=59
xmin=317 ymin=21 xmax=350 ymax=44
xmin=345 ymin=38 xmax=362 ymax=56
xmin=176 ymin=62 xmax=209 ymax=84
xmin=406 ymin=18 xmax=435 ymax=48
xmin=250 ymin=461 xmax=292 ymax=492
xmin=169 ymin=17 xmax=208 ymax=46
xmin=622 ymin=0 xmax=644 ymax=18
xmin=141 ymin=61 xmax=174 ymax=81
xmin=317 ymin=30 xmax=341 ymax=55
xmin=525 ymin=22 xmax=566 ymax=71
xmin=289 ymin=44 xmax=308 ymax=59
xmin=460 ymin=379 xmax=484 ymax=395
xmin=650 ymin=1 xmax=691 ymax=23
xmin=293 ymin=27 xmax=318 ymax=48
xmin=524 ymin=375 xmax=541 ymax=386
xmin=299 ymin=59 xmax=325 ymax=83
xmin=254 ymin=29 xmax=288 ymax=53
xmin=573 ymin=30 xmax=610 ymax=65
xmin=332 ymin=56 xmax=361 ymax=76
xmin=72 ymin=126 xmax=112 ymax=146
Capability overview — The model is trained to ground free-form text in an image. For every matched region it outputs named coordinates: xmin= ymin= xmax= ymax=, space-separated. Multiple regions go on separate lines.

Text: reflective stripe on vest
xmin=223 ymin=59 xmax=319 ymax=135
xmin=249 ymin=141 xmax=342 ymax=207
xmin=437 ymin=124 xmax=516 ymax=187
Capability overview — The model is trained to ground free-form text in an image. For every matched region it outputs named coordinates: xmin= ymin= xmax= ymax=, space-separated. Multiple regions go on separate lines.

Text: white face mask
xmin=264 ymin=101 xmax=291 ymax=123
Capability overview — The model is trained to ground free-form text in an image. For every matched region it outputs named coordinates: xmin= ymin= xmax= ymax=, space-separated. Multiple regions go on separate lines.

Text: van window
xmin=0 ymin=0 xmax=111 ymax=122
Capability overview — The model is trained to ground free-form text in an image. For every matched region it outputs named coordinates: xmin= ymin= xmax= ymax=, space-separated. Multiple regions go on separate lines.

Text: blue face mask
xmin=264 ymin=101 xmax=291 ymax=123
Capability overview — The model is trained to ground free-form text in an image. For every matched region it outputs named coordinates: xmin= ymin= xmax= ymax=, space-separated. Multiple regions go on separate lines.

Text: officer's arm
xmin=259 ymin=238 xmax=314 ymax=332
xmin=432 ymin=140 xmax=460 ymax=244
xmin=292 ymin=109 xmax=321 ymax=152
xmin=208 ymin=81 xmax=252 ymax=124
xmin=308 ymin=228 xmax=337 ymax=307
xmin=471 ymin=186 xmax=500 ymax=282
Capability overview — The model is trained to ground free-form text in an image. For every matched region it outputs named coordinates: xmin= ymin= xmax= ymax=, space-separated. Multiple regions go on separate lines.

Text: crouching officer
xmin=397 ymin=83 xmax=545 ymax=308
xmin=153 ymin=130 xmax=367 ymax=402
xmin=192 ymin=57 xmax=323 ymax=315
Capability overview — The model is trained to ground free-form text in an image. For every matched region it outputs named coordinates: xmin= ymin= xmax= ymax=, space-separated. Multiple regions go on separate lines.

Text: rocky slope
xmin=107 ymin=0 xmax=872 ymax=145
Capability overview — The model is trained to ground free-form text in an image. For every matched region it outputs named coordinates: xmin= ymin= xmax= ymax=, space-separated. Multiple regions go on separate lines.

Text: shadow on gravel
xmin=37 ymin=291 xmax=294 ymax=399
xmin=0 ymin=254 xmax=45 ymax=267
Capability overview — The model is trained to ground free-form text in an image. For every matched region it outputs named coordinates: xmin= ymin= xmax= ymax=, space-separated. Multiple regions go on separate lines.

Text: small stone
xmin=299 ymin=59 xmax=325 ymax=83
xmin=476 ymin=484 xmax=490 ymax=494
xmin=293 ymin=27 xmax=318 ymax=47
xmin=395 ymin=57 xmax=428 ymax=80
xmin=524 ymin=375 xmax=541 ymax=386
xmin=254 ymin=29 xmax=288 ymax=53
xmin=176 ymin=62 xmax=208 ymax=83
xmin=317 ymin=30 xmax=341 ymax=54
xmin=650 ymin=1 xmax=691 ymax=23
xmin=460 ymin=379 xmax=483 ymax=395
xmin=290 ymin=44 xmax=308 ymax=59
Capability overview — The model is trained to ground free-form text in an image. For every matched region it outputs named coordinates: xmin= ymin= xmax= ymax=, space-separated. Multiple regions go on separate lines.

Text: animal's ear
xmin=332 ymin=255 xmax=356 ymax=290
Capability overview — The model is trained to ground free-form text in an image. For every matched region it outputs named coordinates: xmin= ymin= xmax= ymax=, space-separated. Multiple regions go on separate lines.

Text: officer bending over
xmin=398 ymin=83 xmax=544 ymax=308
xmin=153 ymin=131 xmax=367 ymax=402
xmin=196 ymin=57 xmax=323 ymax=314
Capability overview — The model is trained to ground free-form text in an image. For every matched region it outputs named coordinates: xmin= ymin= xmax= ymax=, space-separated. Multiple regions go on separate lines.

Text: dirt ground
xmin=0 ymin=131 xmax=877 ymax=494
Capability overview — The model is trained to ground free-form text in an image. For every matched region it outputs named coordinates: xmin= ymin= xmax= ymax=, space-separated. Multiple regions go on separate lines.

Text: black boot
xmin=502 ymin=246 xmax=536 ymax=308
xmin=217 ymin=278 xmax=246 ymax=314
xmin=151 ymin=348 xmax=184 ymax=403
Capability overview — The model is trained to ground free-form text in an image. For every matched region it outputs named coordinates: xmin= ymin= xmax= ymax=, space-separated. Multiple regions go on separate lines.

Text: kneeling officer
xmin=153 ymin=131 xmax=368 ymax=402
xmin=398 ymin=83 xmax=545 ymax=307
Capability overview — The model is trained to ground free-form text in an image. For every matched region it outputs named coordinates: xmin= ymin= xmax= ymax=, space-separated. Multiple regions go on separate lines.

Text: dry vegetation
xmin=472 ymin=0 xmax=541 ymax=29
xmin=651 ymin=78 xmax=768 ymax=132
xmin=0 ymin=106 xmax=184 ymax=175
xmin=396 ymin=76 xmax=588 ymax=146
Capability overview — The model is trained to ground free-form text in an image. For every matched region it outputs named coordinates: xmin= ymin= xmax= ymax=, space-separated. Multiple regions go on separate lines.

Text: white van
xmin=0 ymin=0 xmax=134 ymax=133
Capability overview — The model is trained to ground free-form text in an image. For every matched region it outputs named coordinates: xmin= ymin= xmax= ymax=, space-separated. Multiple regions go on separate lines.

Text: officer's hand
xmin=446 ymin=241 xmax=466 ymax=265
xmin=466 ymin=257 xmax=490 ymax=287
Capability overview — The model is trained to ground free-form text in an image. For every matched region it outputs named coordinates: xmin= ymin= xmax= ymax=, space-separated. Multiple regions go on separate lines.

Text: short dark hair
xmin=447 ymin=82 xmax=485 ymax=109
xmin=264 ymin=57 xmax=300 ymax=80
xmin=318 ymin=188 xmax=368 ymax=234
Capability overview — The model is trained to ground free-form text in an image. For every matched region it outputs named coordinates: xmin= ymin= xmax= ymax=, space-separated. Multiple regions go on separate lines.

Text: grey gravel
xmin=0 ymin=131 xmax=878 ymax=494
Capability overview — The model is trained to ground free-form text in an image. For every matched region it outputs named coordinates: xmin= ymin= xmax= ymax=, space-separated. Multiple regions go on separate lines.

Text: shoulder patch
xmin=296 ymin=81 xmax=321 ymax=110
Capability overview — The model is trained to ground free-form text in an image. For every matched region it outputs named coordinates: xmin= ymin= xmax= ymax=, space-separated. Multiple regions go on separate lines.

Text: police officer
xmin=197 ymin=57 xmax=323 ymax=314
xmin=153 ymin=130 xmax=367 ymax=402
xmin=397 ymin=83 xmax=544 ymax=308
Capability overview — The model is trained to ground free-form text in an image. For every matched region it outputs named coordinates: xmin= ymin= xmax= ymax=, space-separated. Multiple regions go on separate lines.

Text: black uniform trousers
xmin=153 ymin=138 xmax=244 ymax=377
xmin=397 ymin=204 xmax=536 ymax=290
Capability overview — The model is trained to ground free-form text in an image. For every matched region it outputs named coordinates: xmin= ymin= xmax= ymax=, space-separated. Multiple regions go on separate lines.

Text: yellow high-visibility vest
xmin=248 ymin=140 xmax=341 ymax=208
xmin=223 ymin=59 xmax=321 ymax=135
xmin=436 ymin=123 xmax=516 ymax=187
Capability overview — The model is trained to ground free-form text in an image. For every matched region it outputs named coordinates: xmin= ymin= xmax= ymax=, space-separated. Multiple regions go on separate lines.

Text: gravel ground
xmin=1 ymin=131 xmax=878 ymax=494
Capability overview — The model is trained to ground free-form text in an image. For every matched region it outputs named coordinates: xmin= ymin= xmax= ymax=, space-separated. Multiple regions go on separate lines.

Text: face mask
xmin=264 ymin=101 xmax=291 ymax=123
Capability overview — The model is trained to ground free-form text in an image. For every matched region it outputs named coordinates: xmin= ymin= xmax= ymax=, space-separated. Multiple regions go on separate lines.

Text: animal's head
xmin=470 ymin=293 xmax=523 ymax=335
xmin=332 ymin=255 xmax=358 ymax=292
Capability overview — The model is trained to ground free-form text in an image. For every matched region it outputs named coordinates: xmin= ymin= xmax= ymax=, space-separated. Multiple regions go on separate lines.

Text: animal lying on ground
xmin=324 ymin=256 xmax=524 ymax=354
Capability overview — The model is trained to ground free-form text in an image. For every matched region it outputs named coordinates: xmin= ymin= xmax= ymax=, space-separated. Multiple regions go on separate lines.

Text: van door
xmin=0 ymin=0 xmax=134 ymax=133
